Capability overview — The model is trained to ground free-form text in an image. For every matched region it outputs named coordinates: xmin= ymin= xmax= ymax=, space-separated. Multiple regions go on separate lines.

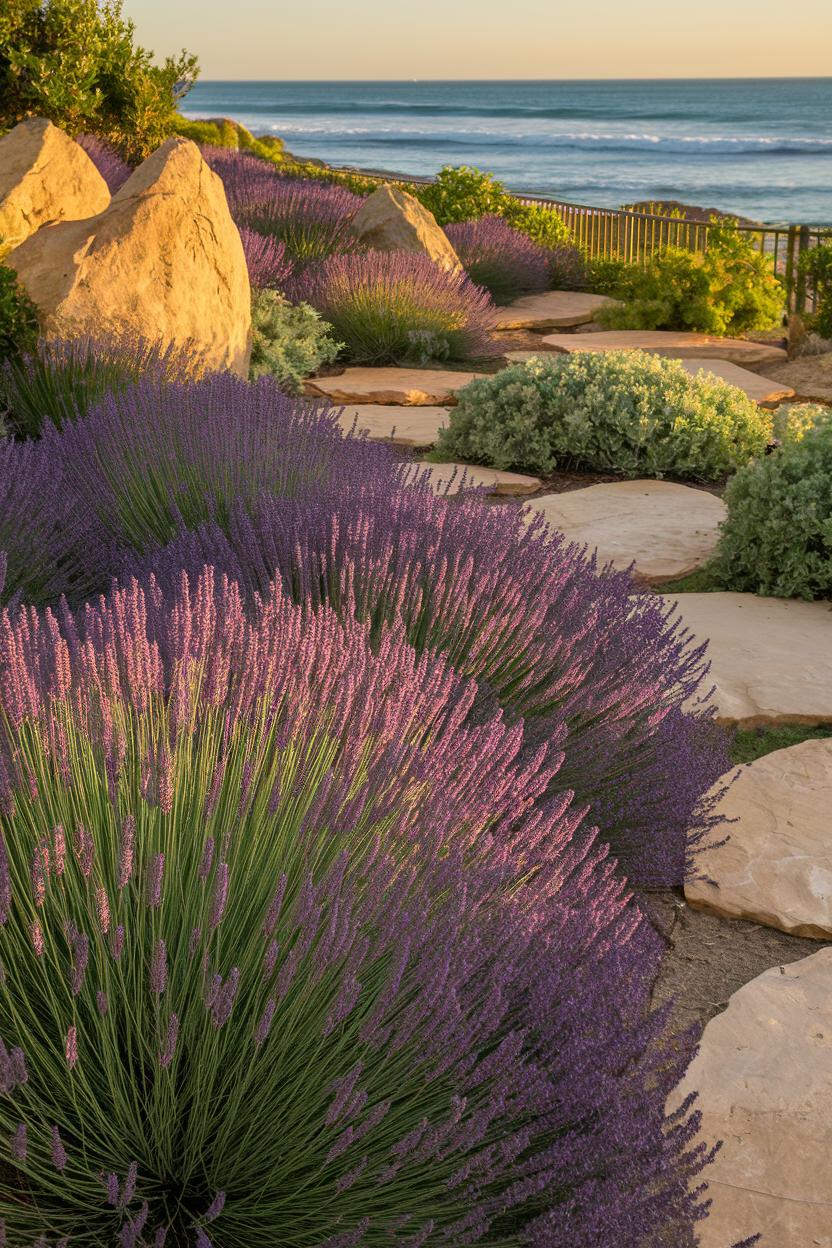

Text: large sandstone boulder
xmin=6 ymin=137 xmax=251 ymax=377
xmin=686 ymin=739 xmax=832 ymax=937
xmin=674 ymin=949 xmax=832 ymax=1247
xmin=349 ymin=184 xmax=461 ymax=272
xmin=0 ymin=117 xmax=110 ymax=254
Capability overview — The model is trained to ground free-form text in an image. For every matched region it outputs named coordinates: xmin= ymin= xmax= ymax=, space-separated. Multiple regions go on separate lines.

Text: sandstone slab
xmin=305 ymin=368 xmax=485 ymax=406
xmin=349 ymin=184 xmax=461 ymax=272
xmin=0 ymin=117 xmax=110 ymax=253
xmin=7 ymin=137 xmax=251 ymax=377
xmin=538 ymin=329 xmax=788 ymax=368
xmin=527 ymin=481 xmax=725 ymax=583
xmin=686 ymin=739 xmax=832 ymax=938
xmin=660 ymin=593 xmax=832 ymax=726
xmin=494 ymin=290 xmax=617 ymax=330
xmin=767 ymin=352 xmax=832 ymax=404
xmin=673 ymin=949 xmax=832 ymax=1248
xmin=679 ymin=358 xmax=795 ymax=406
xmin=412 ymin=462 xmax=541 ymax=496
xmin=337 ymin=404 xmax=450 ymax=447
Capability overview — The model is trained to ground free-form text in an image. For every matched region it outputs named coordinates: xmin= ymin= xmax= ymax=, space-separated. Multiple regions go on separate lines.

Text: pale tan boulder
xmin=411 ymin=462 xmax=541 ymax=496
xmin=659 ymin=592 xmax=832 ymax=726
xmin=337 ymin=404 xmax=450 ymax=446
xmin=687 ymin=739 xmax=832 ymax=938
xmin=348 ymin=184 xmax=461 ymax=272
xmin=6 ymin=137 xmax=251 ymax=377
xmin=673 ymin=949 xmax=832 ymax=1248
xmin=305 ymin=367 xmax=486 ymax=405
xmin=527 ymin=481 xmax=725 ymax=583
xmin=0 ymin=117 xmax=110 ymax=253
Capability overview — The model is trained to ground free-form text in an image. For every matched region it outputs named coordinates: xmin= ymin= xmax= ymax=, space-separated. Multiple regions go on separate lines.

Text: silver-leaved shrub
xmin=437 ymin=351 xmax=772 ymax=481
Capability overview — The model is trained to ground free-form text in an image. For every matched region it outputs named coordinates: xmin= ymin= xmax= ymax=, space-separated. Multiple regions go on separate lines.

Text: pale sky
xmin=125 ymin=0 xmax=832 ymax=80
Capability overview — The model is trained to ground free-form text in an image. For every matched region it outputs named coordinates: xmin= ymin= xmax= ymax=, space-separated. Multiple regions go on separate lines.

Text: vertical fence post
xmin=794 ymin=226 xmax=811 ymax=315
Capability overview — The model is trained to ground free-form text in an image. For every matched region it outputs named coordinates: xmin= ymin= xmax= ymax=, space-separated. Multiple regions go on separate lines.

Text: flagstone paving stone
xmin=494 ymin=290 xmax=618 ymax=330
xmin=526 ymin=481 xmax=725 ymax=582
xmin=686 ymin=739 xmax=832 ymax=938
xmin=678 ymin=358 xmax=795 ymax=406
xmin=337 ymin=404 xmax=450 ymax=447
xmin=537 ymin=329 xmax=788 ymax=368
xmin=411 ymin=462 xmax=541 ymax=496
xmin=672 ymin=949 xmax=832 ymax=1248
xmin=658 ymin=592 xmax=832 ymax=726
xmin=305 ymin=367 xmax=486 ymax=406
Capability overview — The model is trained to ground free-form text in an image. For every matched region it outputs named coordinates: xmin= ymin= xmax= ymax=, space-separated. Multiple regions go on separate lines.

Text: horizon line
xmin=191 ymin=75 xmax=832 ymax=84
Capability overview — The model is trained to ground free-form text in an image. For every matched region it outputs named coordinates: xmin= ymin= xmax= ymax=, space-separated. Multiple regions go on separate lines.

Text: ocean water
xmin=183 ymin=79 xmax=832 ymax=225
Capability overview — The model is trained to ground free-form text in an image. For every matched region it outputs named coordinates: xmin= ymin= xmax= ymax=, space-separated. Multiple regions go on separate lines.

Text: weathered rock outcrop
xmin=349 ymin=184 xmax=461 ymax=272
xmin=7 ymin=137 xmax=251 ymax=377
xmin=0 ymin=118 xmax=110 ymax=254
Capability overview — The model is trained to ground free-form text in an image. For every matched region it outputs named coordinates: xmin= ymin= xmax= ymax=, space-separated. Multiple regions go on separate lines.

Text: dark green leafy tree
xmin=0 ymin=0 xmax=198 ymax=162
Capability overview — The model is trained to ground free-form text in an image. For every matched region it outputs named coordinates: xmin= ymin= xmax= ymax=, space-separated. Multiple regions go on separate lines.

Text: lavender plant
xmin=238 ymin=228 xmax=293 ymax=290
xmin=137 ymin=487 xmax=730 ymax=886
xmin=444 ymin=215 xmax=552 ymax=304
xmin=291 ymin=250 xmax=500 ymax=364
xmin=76 ymin=134 xmax=133 ymax=193
xmin=0 ymin=568 xmax=713 ymax=1246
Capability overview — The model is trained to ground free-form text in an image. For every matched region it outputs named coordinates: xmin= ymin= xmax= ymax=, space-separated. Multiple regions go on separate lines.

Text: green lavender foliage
xmin=249 ymin=291 xmax=343 ymax=394
xmin=712 ymin=413 xmax=832 ymax=600
xmin=437 ymin=351 xmax=773 ymax=482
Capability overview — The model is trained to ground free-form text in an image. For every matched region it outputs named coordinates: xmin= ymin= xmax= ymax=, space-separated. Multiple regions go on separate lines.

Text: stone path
xmin=673 ymin=949 xmax=832 ymax=1248
xmin=536 ymin=330 xmax=788 ymax=369
xmin=305 ymin=368 xmax=485 ymax=406
xmin=660 ymin=593 xmax=832 ymax=726
xmin=527 ymin=482 xmax=725 ymax=583
xmin=678 ymin=358 xmax=795 ymax=406
xmin=410 ymin=462 xmax=541 ymax=496
xmin=767 ymin=351 xmax=832 ymax=404
xmin=337 ymin=404 xmax=449 ymax=448
xmin=686 ymin=739 xmax=832 ymax=938
xmin=494 ymin=289 xmax=617 ymax=330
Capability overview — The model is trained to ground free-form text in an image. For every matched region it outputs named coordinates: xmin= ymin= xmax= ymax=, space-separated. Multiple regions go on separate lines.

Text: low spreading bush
xmin=437 ymin=351 xmax=772 ymax=481
xmin=175 ymin=116 xmax=286 ymax=165
xmin=415 ymin=165 xmax=570 ymax=250
xmin=137 ymin=484 xmax=729 ymax=888
xmin=0 ymin=336 xmax=189 ymax=438
xmin=711 ymin=414 xmax=832 ymax=600
xmin=0 ymin=567 xmax=712 ymax=1246
xmin=249 ymin=290 xmax=343 ymax=392
xmin=800 ymin=242 xmax=832 ymax=339
xmin=292 ymin=250 xmax=499 ymax=364
xmin=597 ymin=226 xmax=784 ymax=336
xmin=0 ymin=263 xmax=39 ymax=364
xmin=445 ymin=215 xmax=551 ymax=304
xmin=772 ymin=402 xmax=831 ymax=445
xmin=76 ymin=133 xmax=132 ymax=192
xmin=238 ymin=228 xmax=293 ymax=290
xmin=500 ymin=197 xmax=571 ymax=250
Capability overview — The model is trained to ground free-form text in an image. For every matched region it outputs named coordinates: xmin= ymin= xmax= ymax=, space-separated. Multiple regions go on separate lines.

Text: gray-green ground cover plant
xmin=249 ymin=290 xmax=342 ymax=392
xmin=437 ymin=351 xmax=772 ymax=481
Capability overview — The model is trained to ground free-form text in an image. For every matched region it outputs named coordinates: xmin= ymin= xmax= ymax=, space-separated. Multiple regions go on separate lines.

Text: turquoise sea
xmin=183 ymin=78 xmax=832 ymax=225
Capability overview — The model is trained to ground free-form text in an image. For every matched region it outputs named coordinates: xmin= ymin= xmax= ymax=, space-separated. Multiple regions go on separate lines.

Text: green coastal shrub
xmin=800 ymin=242 xmax=832 ymax=340
xmin=772 ymin=402 xmax=831 ymax=445
xmin=436 ymin=351 xmax=772 ymax=482
xmin=176 ymin=116 xmax=286 ymax=164
xmin=249 ymin=290 xmax=342 ymax=393
xmin=597 ymin=226 xmax=784 ymax=336
xmin=711 ymin=413 xmax=832 ymax=600
xmin=0 ymin=0 xmax=198 ymax=162
xmin=0 ymin=263 xmax=38 ymax=364
xmin=415 ymin=165 xmax=570 ymax=249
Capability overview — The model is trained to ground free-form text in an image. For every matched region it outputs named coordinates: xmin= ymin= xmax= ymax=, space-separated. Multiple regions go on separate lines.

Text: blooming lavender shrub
xmin=292 ymin=250 xmax=500 ymax=364
xmin=76 ymin=134 xmax=133 ymax=193
xmin=0 ymin=568 xmax=713 ymax=1246
xmin=237 ymin=227 xmax=293 ymax=290
xmin=137 ymin=487 xmax=729 ymax=887
xmin=444 ymin=215 xmax=552 ymax=304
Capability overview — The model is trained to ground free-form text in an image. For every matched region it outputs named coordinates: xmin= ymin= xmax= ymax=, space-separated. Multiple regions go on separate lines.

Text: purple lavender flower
xmin=238 ymin=227 xmax=293 ymax=289
xmin=204 ymin=1191 xmax=225 ymax=1222
xmin=146 ymin=854 xmax=165 ymax=908
xmin=209 ymin=863 xmax=228 ymax=929
xmin=445 ymin=214 xmax=553 ymax=304
xmin=76 ymin=134 xmax=132 ymax=192
xmin=10 ymin=1123 xmax=26 ymax=1161
xmin=291 ymin=248 xmax=500 ymax=363
xmin=51 ymin=1124 xmax=67 ymax=1171
xmin=118 ymin=815 xmax=135 ymax=888
xmin=159 ymin=1013 xmax=179 ymax=1069
xmin=150 ymin=940 xmax=168 ymax=995
xmin=65 ymin=1026 xmax=78 ymax=1069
